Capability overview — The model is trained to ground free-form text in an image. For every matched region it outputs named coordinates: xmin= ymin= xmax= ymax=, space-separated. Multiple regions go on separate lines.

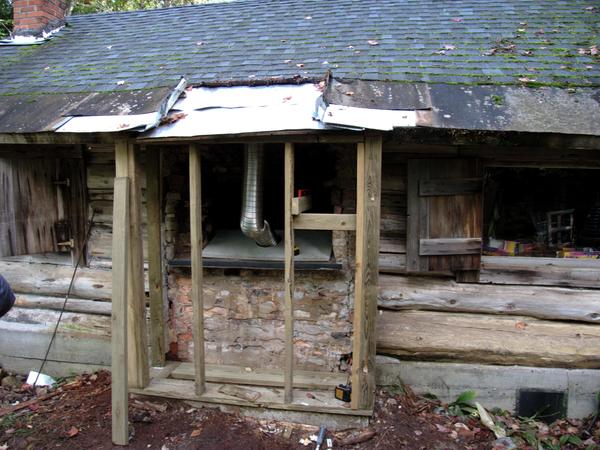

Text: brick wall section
xmin=13 ymin=0 xmax=69 ymax=35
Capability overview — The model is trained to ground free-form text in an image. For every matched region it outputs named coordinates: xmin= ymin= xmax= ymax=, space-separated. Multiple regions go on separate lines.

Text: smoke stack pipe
xmin=240 ymin=143 xmax=279 ymax=247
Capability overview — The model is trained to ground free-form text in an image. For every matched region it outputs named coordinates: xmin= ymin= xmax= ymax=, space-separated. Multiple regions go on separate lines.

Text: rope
xmin=32 ymin=211 xmax=96 ymax=388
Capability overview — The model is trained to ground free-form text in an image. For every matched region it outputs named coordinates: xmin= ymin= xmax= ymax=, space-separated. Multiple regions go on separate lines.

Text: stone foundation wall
xmin=165 ymin=144 xmax=357 ymax=372
xmin=167 ymin=267 xmax=354 ymax=371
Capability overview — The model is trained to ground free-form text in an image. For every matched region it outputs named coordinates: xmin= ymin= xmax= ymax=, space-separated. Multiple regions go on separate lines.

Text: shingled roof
xmin=0 ymin=0 xmax=598 ymax=96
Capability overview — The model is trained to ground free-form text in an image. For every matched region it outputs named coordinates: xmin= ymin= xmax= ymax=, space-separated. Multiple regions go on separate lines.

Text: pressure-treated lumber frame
xmin=111 ymin=177 xmax=130 ymax=446
xmin=114 ymin=139 xmax=149 ymax=389
xmin=189 ymin=144 xmax=206 ymax=395
xmin=146 ymin=147 xmax=166 ymax=367
xmin=283 ymin=143 xmax=295 ymax=403
xmin=351 ymin=136 xmax=383 ymax=409
xmin=112 ymin=135 xmax=382 ymax=442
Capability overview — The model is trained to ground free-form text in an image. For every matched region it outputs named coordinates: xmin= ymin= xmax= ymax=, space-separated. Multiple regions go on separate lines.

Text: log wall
xmin=1 ymin=143 xmax=599 ymax=377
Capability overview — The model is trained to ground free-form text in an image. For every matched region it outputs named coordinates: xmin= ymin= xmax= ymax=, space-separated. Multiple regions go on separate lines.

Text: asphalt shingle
xmin=0 ymin=0 xmax=598 ymax=96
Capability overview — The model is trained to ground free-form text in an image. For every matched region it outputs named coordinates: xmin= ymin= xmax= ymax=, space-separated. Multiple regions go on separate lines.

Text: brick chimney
xmin=12 ymin=0 xmax=71 ymax=37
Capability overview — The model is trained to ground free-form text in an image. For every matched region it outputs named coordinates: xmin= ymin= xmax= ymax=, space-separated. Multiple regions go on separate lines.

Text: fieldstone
xmin=1 ymin=375 xmax=20 ymax=389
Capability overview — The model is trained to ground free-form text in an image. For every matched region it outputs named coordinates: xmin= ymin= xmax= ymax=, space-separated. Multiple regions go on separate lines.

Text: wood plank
xmin=0 ymin=260 xmax=112 ymax=300
xmin=111 ymin=176 xmax=129 ymax=446
xmin=0 ymin=307 xmax=110 ymax=363
xmin=378 ymin=253 xmax=407 ymax=272
xmin=419 ymin=238 xmax=482 ymax=256
xmin=419 ymin=177 xmax=482 ymax=196
xmin=481 ymin=256 xmax=600 ymax=289
xmin=14 ymin=293 xmax=111 ymax=316
xmin=378 ymin=274 xmax=600 ymax=323
xmin=146 ymin=147 xmax=165 ymax=367
xmin=377 ymin=309 xmax=600 ymax=368
xmin=406 ymin=160 xmax=427 ymax=272
xmin=293 ymin=213 xmax=356 ymax=230
xmin=291 ymin=196 xmax=312 ymax=215
xmin=351 ymin=136 xmax=382 ymax=410
xmin=283 ymin=142 xmax=295 ymax=404
xmin=131 ymin=378 xmax=373 ymax=417
xmin=170 ymin=363 xmax=347 ymax=389
xmin=379 ymin=236 xmax=406 ymax=254
xmin=115 ymin=140 xmax=149 ymax=389
xmin=189 ymin=144 xmax=206 ymax=395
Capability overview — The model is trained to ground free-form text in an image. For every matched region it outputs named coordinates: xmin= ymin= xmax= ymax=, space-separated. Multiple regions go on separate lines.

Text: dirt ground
xmin=0 ymin=370 xmax=598 ymax=450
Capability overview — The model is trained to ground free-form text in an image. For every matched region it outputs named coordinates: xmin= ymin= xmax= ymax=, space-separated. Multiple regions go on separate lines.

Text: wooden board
xmin=0 ymin=307 xmax=110 ymax=364
xmin=111 ymin=176 xmax=129 ymax=446
xmin=407 ymin=159 xmax=482 ymax=275
xmin=351 ymin=136 xmax=382 ymax=410
xmin=419 ymin=238 xmax=482 ymax=256
xmin=481 ymin=256 xmax=600 ymax=289
xmin=146 ymin=147 xmax=165 ymax=367
xmin=293 ymin=213 xmax=356 ymax=231
xmin=131 ymin=377 xmax=372 ymax=417
xmin=377 ymin=310 xmax=600 ymax=368
xmin=0 ymin=260 xmax=112 ymax=300
xmin=0 ymin=158 xmax=59 ymax=256
xmin=378 ymin=274 xmax=600 ymax=323
xmin=14 ymin=293 xmax=111 ymax=316
xmin=115 ymin=140 xmax=149 ymax=389
xmin=171 ymin=363 xmax=348 ymax=390
xmin=189 ymin=144 xmax=206 ymax=395
xmin=283 ymin=142 xmax=295 ymax=403
xmin=291 ymin=196 xmax=312 ymax=215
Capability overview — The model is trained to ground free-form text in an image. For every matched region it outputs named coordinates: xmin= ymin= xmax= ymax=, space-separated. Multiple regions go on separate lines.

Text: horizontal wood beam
xmin=377 ymin=309 xmax=600 ymax=369
xmin=419 ymin=178 xmax=482 ymax=196
xmin=291 ymin=196 xmax=312 ymax=215
xmin=0 ymin=132 xmax=117 ymax=145
xmin=137 ymin=132 xmax=364 ymax=145
xmin=419 ymin=238 xmax=482 ymax=256
xmin=293 ymin=213 xmax=356 ymax=230
xmin=378 ymin=274 xmax=600 ymax=323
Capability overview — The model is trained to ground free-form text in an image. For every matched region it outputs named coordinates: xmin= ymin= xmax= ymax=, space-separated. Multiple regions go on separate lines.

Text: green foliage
xmin=447 ymin=390 xmax=478 ymax=416
xmin=0 ymin=0 xmax=12 ymax=38
xmin=72 ymin=0 xmax=210 ymax=15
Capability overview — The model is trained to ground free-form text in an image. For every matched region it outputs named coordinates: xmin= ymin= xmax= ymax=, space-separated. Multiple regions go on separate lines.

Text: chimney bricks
xmin=13 ymin=0 xmax=70 ymax=36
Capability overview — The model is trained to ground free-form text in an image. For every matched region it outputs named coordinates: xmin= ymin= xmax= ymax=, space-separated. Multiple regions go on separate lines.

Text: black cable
xmin=32 ymin=211 xmax=96 ymax=388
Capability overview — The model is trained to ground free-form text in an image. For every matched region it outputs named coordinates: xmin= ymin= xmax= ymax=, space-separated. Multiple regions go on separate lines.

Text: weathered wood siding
xmin=0 ymin=159 xmax=59 ymax=256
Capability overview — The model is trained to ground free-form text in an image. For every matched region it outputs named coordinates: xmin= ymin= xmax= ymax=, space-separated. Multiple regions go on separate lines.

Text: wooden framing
xmin=283 ymin=143 xmax=295 ymax=403
xmin=111 ymin=133 xmax=383 ymax=443
xmin=146 ymin=147 xmax=165 ymax=367
xmin=351 ymin=136 xmax=383 ymax=410
xmin=115 ymin=139 xmax=149 ymax=389
xmin=111 ymin=177 xmax=130 ymax=446
xmin=189 ymin=144 xmax=206 ymax=395
xmin=293 ymin=213 xmax=356 ymax=230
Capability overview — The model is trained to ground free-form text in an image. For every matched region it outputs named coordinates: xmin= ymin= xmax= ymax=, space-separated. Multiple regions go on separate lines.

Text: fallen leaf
xmin=344 ymin=91 xmax=354 ymax=96
xmin=435 ymin=424 xmax=450 ymax=433
xmin=67 ymin=426 xmax=79 ymax=438
xmin=190 ymin=428 xmax=202 ymax=438
xmin=515 ymin=320 xmax=528 ymax=329
xmin=367 ymin=40 xmax=379 ymax=46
